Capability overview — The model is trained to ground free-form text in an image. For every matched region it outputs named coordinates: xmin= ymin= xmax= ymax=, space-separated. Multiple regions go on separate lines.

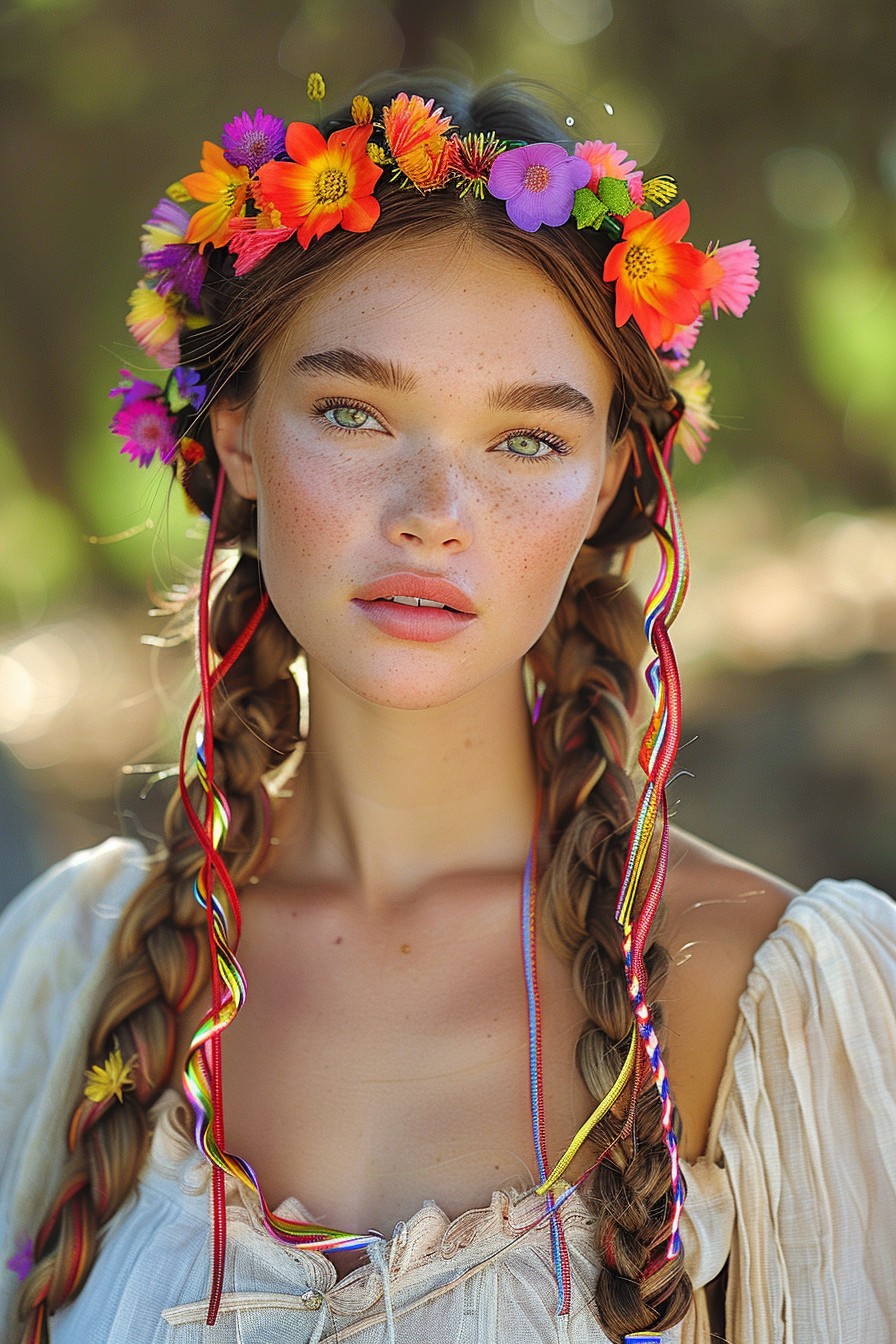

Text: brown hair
xmin=18 ymin=78 xmax=691 ymax=1343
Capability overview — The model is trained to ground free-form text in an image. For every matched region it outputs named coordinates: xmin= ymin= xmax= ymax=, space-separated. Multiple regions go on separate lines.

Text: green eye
xmin=506 ymin=433 xmax=545 ymax=457
xmin=330 ymin=405 xmax=371 ymax=428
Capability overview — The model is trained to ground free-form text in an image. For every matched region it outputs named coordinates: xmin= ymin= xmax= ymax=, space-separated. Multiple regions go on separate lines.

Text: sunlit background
xmin=1 ymin=0 xmax=895 ymax=905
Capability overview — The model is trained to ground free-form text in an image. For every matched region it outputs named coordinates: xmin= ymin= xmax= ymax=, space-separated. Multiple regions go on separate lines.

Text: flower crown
xmin=111 ymin=76 xmax=759 ymax=474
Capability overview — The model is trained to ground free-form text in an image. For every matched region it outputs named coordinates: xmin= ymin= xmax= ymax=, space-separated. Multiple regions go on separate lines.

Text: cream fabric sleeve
xmin=708 ymin=879 xmax=896 ymax=1343
xmin=0 ymin=838 xmax=149 ymax=1340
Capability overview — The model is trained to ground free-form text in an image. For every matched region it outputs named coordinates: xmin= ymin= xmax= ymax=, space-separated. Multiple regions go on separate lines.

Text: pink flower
xmin=228 ymin=214 xmax=295 ymax=275
xmin=575 ymin=139 xmax=643 ymax=200
xmin=659 ymin=317 xmax=703 ymax=371
xmin=707 ymin=239 xmax=759 ymax=318
xmin=110 ymin=395 xmax=178 ymax=467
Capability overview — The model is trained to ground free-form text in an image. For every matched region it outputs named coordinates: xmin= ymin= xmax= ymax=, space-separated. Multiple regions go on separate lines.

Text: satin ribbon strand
xmin=535 ymin=1023 xmax=638 ymax=1194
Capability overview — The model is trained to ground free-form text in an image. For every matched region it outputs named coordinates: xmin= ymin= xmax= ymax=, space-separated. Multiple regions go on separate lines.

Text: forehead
xmin=265 ymin=233 xmax=616 ymax=401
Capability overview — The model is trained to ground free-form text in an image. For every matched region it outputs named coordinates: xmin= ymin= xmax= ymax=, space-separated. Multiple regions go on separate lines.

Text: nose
xmin=382 ymin=448 xmax=473 ymax=553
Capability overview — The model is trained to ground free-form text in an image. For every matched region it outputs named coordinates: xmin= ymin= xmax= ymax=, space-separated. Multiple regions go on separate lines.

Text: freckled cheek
xmin=254 ymin=441 xmax=359 ymax=568
xmin=491 ymin=482 xmax=598 ymax=609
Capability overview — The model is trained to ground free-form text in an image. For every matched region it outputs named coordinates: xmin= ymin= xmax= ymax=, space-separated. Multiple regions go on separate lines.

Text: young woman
xmin=1 ymin=76 xmax=894 ymax=1344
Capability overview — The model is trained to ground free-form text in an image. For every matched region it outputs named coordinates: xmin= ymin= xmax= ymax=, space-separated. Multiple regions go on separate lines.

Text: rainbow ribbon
xmin=613 ymin=421 xmax=689 ymax=1263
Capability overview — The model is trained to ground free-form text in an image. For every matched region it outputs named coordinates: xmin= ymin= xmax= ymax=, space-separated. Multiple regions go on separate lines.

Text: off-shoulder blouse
xmin=0 ymin=840 xmax=894 ymax=1342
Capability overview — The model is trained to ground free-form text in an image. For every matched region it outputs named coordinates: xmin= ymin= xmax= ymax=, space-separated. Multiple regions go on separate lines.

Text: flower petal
xmin=339 ymin=193 xmax=381 ymax=233
xmin=487 ymin=148 xmax=530 ymax=200
xmin=284 ymin=120 xmax=327 ymax=164
xmin=708 ymin=239 xmax=760 ymax=318
xmin=506 ymin=190 xmax=550 ymax=232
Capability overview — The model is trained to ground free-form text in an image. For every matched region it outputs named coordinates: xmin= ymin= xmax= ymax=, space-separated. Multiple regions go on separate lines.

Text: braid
xmin=16 ymin=516 xmax=301 ymax=1343
xmin=532 ymin=508 xmax=692 ymax=1338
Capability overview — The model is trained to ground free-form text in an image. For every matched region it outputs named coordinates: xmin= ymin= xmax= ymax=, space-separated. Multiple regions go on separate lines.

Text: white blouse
xmin=0 ymin=839 xmax=894 ymax=1342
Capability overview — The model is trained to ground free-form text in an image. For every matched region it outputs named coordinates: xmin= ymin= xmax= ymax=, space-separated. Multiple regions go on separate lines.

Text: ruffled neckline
xmin=147 ymin=1086 xmax=732 ymax=1294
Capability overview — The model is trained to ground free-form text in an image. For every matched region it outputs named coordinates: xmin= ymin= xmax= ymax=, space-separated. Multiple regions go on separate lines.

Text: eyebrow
xmin=291 ymin=348 xmax=595 ymax=419
xmin=487 ymin=380 xmax=595 ymax=418
xmin=292 ymin=348 xmax=418 ymax=393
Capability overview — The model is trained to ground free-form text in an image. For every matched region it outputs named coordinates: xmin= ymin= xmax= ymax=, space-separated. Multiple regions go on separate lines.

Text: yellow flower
xmin=84 ymin=1046 xmax=137 ymax=1104
xmin=351 ymin=95 xmax=374 ymax=126
xmin=671 ymin=360 xmax=718 ymax=463
xmin=366 ymin=143 xmax=389 ymax=166
xmin=306 ymin=72 xmax=326 ymax=103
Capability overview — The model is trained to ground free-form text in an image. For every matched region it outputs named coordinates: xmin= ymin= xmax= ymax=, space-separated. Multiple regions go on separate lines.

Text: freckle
xmin=400 ymin=944 xmax=411 ymax=954
xmin=335 ymin=936 xmax=343 ymax=945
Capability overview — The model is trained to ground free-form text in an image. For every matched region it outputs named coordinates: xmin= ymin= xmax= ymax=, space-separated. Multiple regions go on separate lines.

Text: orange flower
xmin=181 ymin=142 xmax=251 ymax=251
xmin=382 ymin=93 xmax=453 ymax=191
xmin=603 ymin=201 xmax=723 ymax=350
xmin=256 ymin=121 xmax=382 ymax=248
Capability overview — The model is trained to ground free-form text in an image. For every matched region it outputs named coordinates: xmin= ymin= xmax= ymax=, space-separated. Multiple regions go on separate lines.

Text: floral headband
xmin=111 ymin=76 xmax=759 ymax=474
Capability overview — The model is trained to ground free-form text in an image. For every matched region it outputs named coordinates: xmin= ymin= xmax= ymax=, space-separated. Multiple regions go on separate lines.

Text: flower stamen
xmin=524 ymin=164 xmax=550 ymax=193
xmin=315 ymin=168 xmax=348 ymax=203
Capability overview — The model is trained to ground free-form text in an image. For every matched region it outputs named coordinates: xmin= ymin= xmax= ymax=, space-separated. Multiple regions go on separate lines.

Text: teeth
xmin=387 ymin=595 xmax=447 ymax=608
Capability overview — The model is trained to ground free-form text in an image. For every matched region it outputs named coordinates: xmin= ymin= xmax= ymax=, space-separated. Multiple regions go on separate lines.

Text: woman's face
xmin=212 ymin=233 xmax=624 ymax=710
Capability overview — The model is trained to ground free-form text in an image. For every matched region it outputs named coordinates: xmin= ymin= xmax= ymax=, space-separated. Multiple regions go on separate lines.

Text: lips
xmin=352 ymin=572 xmax=476 ymax=615
xmin=351 ymin=571 xmax=477 ymax=643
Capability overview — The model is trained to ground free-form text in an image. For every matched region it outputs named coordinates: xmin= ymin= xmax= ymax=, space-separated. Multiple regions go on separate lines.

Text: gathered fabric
xmin=1 ymin=840 xmax=894 ymax=1342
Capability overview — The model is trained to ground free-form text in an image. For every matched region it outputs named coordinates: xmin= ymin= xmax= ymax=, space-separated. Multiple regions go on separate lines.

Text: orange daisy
xmin=180 ymin=143 xmax=251 ymax=251
xmin=603 ymin=201 xmax=723 ymax=350
xmin=256 ymin=122 xmax=382 ymax=248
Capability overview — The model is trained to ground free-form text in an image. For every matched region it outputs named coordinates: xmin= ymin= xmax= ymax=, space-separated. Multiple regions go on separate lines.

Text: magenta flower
xmin=110 ymin=394 xmax=178 ymax=467
xmin=140 ymin=243 xmax=208 ymax=310
xmin=707 ymin=239 xmax=759 ymax=318
xmin=487 ymin=143 xmax=591 ymax=232
xmin=222 ymin=109 xmax=286 ymax=173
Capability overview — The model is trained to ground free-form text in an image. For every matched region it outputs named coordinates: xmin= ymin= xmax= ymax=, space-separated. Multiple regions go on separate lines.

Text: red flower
xmin=604 ymin=202 xmax=723 ymax=349
xmin=256 ymin=122 xmax=382 ymax=249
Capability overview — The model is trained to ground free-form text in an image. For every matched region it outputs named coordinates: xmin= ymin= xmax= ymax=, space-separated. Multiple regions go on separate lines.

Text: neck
xmin=269 ymin=658 xmax=539 ymax=908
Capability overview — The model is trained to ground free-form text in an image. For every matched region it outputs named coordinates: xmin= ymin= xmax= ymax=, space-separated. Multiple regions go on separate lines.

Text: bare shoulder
xmin=659 ymin=829 xmax=801 ymax=1161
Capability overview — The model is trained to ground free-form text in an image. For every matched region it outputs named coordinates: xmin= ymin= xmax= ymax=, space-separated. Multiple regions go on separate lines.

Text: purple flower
xmin=109 ymin=369 xmax=161 ymax=408
xmin=140 ymin=198 xmax=190 ymax=254
xmin=221 ymin=109 xmax=286 ymax=173
xmin=487 ymin=143 xmax=591 ymax=232
xmin=140 ymin=242 xmax=208 ymax=310
xmin=6 ymin=1237 xmax=33 ymax=1283
xmin=110 ymin=395 xmax=178 ymax=467
xmin=173 ymin=365 xmax=207 ymax=411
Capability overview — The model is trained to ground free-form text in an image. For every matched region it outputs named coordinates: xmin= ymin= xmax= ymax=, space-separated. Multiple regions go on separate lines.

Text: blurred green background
xmin=1 ymin=0 xmax=895 ymax=903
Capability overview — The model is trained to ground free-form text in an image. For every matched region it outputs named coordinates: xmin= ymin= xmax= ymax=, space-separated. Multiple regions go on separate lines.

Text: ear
xmin=585 ymin=429 xmax=634 ymax=537
xmin=208 ymin=400 xmax=257 ymax=501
